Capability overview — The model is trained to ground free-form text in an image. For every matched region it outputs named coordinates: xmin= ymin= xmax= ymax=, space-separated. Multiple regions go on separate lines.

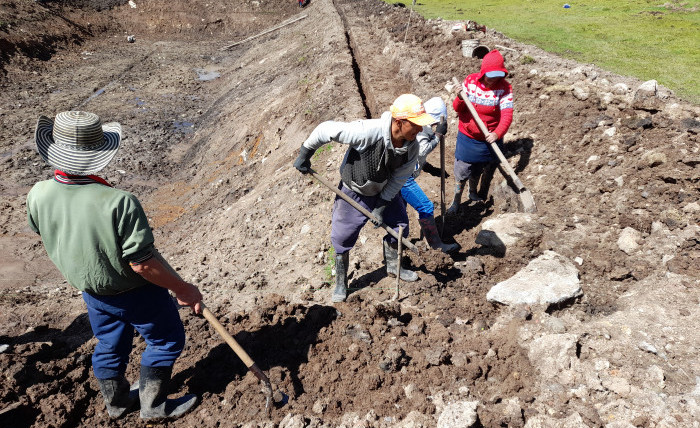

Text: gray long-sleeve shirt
xmin=302 ymin=111 xmax=419 ymax=201
xmin=412 ymin=125 xmax=440 ymax=179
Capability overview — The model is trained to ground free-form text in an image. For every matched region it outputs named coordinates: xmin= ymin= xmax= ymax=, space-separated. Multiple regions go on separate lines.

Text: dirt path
xmin=1 ymin=0 xmax=698 ymax=427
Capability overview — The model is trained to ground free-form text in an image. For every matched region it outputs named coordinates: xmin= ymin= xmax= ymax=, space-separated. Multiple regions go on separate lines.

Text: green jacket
xmin=27 ymin=179 xmax=155 ymax=295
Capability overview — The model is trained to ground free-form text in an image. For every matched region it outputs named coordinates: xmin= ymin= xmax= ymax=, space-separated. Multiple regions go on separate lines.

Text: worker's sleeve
xmin=493 ymin=86 xmax=514 ymax=138
xmin=26 ymin=190 xmax=40 ymax=235
xmin=453 ymin=95 xmax=468 ymax=115
xmin=117 ymin=194 xmax=155 ymax=264
xmin=302 ymin=120 xmax=373 ymax=152
xmin=380 ymin=144 xmax=419 ymax=201
xmin=416 ymin=128 xmax=439 ymax=158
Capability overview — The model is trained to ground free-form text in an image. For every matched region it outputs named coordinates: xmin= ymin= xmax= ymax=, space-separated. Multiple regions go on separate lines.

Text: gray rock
xmin=528 ymin=333 xmax=578 ymax=380
xmin=617 ymin=227 xmax=641 ymax=255
xmin=279 ymin=414 xmax=307 ymax=428
xmin=436 ymin=401 xmax=479 ymax=428
xmin=612 ymin=82 xmax=630 ymax=95
xmin=640 ymin=151 xmax=667 ymax=168
xmin=487 ymin=251 xmax=582 ymax=307
xmin=475 ymin=213 xmax=535 ymax=250
xmin=632 ymin=79 xmax=662 ymax=111
xmin=572 ymin=85 xmax=590 ymax=101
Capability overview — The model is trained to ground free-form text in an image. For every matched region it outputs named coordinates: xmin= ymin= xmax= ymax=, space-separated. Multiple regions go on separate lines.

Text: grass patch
xmin=324 ymin=246 xmax=336 ymax=282
xmin=312 ymin=143 xmax=332 ymax=161
xmin=520 ymin=54 xmax=536 ymax=65
xmin=387 ymin=0 xmax=700 ymax=103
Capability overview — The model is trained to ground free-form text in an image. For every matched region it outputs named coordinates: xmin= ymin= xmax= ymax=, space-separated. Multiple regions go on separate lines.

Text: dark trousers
xmin=330 ymin=182 xmax=409 ymax=254
xmin=82 ymin=284 xmax=185 ymax=379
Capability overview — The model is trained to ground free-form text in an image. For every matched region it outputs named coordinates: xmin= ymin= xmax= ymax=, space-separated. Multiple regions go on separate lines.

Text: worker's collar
xmin=54 ymin=170 xmax=112 ymax=187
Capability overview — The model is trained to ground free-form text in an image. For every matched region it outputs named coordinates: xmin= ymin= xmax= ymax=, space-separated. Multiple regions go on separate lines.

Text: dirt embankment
xmin=0 ymin=0 xmax=698 ymax=427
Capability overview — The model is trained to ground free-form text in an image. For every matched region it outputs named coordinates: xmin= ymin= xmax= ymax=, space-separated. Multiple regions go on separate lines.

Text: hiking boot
xmin=139 ymin=365 xmax=197 ymax=420
xmin=383 ymin=240 xmax=418 ymax=282
xmin=418 ymin=217 xmax=459 ymax=253
xmin=97 ymin=376 xmax=139 ymax=419
xmin=331 ymin=252 xmax=349 ymax=303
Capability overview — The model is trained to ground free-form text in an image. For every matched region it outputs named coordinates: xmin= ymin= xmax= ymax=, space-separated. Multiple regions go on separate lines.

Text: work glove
xmin=435 ymin=116 xmax=447 ymax=138
xmin=293 ymin=145 xmax=315 ymax=174
xmin=370 ymin=198 xmax=390 ymax=228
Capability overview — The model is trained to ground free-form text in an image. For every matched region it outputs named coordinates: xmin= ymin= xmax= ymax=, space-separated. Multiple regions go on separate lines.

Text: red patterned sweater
xmin=453 ymin=50 xmax=514 ymax=141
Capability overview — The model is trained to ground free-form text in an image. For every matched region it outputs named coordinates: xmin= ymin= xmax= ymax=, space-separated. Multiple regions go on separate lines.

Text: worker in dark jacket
xmin=27 ymin=111 xmax=201 ymax=420
xmin=293 ymin=94 xmax=436 ymax=303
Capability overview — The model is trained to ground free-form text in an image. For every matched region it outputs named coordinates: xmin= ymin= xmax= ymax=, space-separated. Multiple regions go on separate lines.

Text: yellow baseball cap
xmin=390 ymin=94 xmax=437 ymax=126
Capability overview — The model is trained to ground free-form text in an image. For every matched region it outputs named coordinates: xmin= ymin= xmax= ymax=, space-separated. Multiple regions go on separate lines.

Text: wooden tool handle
xmin=309 ymin=169 xmax=419 ymax=254
xmin=452 ymin=77 xmax=526 ymax=191
xmin=202 ymin=305 xmax=255 ymax=368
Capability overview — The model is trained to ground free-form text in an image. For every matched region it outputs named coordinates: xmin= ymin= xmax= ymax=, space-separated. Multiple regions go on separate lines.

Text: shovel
xmin=201 ymin=303 xmax=282 ymax=416
xmin=309 ymin=169 xmax=420 ymax=254
xmin=451 ymin=77 xmax=537 ymax=213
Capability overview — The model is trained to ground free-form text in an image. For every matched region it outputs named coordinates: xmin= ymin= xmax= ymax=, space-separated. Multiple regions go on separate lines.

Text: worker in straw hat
xmin=293 ymin=94 xmax=437 ymax=303
xmin=26 ymin=111 xmax=201 ymax=420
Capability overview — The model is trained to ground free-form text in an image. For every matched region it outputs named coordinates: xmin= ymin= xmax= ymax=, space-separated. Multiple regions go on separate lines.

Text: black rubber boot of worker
xmin=331 ymin=252 xmax=349 ymax=303
xmin=468 ymin=176 xmax=484 ymax=202
xmin=447 ymin=180 xmax=465 ymax=215
xmin=98 ymin=376 xmax=139 ymax=418
xmin=139 ymin=365 xmax=197 ymax=420
xmin=383 ymin=240 xmax=418 ymax=282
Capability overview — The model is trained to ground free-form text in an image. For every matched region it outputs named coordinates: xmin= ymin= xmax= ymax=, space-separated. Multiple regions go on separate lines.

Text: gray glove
xmin=370 ymin=198 xmax=390 ymax=228
xmin=293 ymin=145 xmax=315 ymax=174
xmin=435 ymin=116 xmax=447 ymax=137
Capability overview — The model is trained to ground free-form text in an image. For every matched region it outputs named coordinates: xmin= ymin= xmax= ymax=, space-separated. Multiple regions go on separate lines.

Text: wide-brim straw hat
xmin=35 ymin=111 xmax=121 ymax=175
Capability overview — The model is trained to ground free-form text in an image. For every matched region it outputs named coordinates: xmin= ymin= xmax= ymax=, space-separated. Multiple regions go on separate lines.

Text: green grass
xmin=312 ymin=143 xmax=333 ymax=161
xmin=390 ymin=0 xmax=700 ymax=103
xmin=324 ymin=246 xmax=336 ymax=282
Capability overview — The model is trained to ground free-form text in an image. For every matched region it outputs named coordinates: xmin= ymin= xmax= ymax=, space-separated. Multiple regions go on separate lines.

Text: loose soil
xmin=0 ymin=0 xmax=698 ymax=427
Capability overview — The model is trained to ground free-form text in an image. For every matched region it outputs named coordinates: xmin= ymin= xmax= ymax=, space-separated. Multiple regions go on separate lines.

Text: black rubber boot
xmin=468 ymin=176 xmax=484 ymax=202
xmin=97 ymin=376 xmax=139 ymax=419
xmin=383 ymin=240 xmax=418 ymax=282
xmin=447 ymin=180 xmax=465 ymax=215
xmin=139 ymin=365 xmax=197 ymax=420
xmin=331 ymin=252 xmax=349 ymax=303
xmin=418 ymin=217 xmax=459 ymax=253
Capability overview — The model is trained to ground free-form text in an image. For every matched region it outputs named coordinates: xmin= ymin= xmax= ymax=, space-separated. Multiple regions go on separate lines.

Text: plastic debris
xmin=563 ymin=3 xmax=571 ymax=8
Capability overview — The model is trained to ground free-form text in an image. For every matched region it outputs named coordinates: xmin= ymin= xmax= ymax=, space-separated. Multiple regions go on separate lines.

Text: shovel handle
xmin=452 ymin=77 xmax=526 ymax=192
xmin=309 ymin=169 xmax=419 ymax=254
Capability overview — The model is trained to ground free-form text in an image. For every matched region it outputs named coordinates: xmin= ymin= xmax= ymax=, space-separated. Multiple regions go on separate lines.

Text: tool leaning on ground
xmin=451 ymin=77 xmax=537 ymax=213
xmin=200 ymin=302 xmax=285 ymax=415
xmin=308 ymin=168 xmax=420 ymax=254
xmin=438 ymin=115 xmax=447 ymax=237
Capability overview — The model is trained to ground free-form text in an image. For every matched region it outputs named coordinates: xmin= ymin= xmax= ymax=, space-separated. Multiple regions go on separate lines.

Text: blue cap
xmin=485 ymin=71 xmax=506 ymax=78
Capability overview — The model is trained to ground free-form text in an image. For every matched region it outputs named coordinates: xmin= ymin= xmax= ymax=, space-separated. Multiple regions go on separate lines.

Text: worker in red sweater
xmin=447 ymin=49 xmax=513 ymax=214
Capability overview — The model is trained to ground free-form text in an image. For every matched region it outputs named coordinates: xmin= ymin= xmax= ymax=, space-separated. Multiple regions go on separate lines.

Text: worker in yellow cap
xmin=293 ymin=94 xmax=436 ymax=303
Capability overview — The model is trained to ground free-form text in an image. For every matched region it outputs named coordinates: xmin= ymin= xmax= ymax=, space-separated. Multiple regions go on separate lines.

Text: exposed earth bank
xmin=0 ymin=0 xmax=699 ymax=427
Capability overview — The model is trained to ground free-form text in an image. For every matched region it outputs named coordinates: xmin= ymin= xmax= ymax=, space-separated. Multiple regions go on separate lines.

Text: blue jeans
xmin=401 ymin=176 xmax=434 ymax=219
xmin=330 ymin=182 xmax=409 ymax=254
xmin=83 ymin=284 xmax=185 ymax=379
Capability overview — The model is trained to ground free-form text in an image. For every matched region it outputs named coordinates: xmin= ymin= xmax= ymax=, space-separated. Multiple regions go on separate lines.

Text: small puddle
xmin=173 ymin=120 xmax=194 ymax=134
xmin=194 ymin=68 xmax=221 ymax=81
